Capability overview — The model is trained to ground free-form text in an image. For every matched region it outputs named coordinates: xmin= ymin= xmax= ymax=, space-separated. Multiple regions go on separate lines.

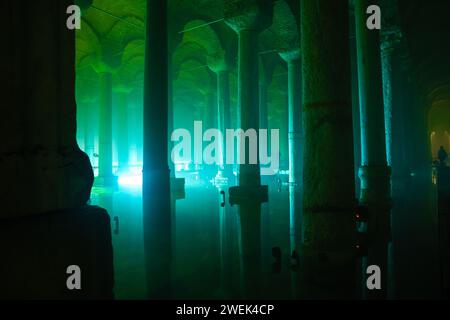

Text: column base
xmin=228 ymin=185 xmax=268 ymax=206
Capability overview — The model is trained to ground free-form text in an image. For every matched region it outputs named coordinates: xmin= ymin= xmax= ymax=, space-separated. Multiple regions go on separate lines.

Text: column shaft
xmin=98 ymin=72 xmax=113 ymax=178
xmin=84 ymin=103 xmax=95 ymax=165
xmin=301 ymin=0 xmax=356 ymax=298
xmin=117 ymin=92 xmax=129 ymax=172
xmin=381 ymin=49 xmax=393 ymax=167
xmin=287 ymin=58 xmax=302 ymax=185
xmin=217 ymin=71 xmax=229 ymax=165
xmin=239 ymin=202 xmax=262 ymax=298
xmin=238 ymin=29 xmax=261 ymax=187
xmin=355 ymin=0 xmax=387 ymax=167
xmin=168 ymin=59 xmax=175 ymax=176
xmin=143 ymin=0 xmax=171 ymax=299
xmin=259 ymin=81 xmax=269 ymax=131
xmin=355 ymin=0 xmax=391 ymax=299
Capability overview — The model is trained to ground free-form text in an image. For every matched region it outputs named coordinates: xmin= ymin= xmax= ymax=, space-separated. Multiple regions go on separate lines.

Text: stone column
xmin=225 ymin=0 xmax=273 ymax=298
xmin=280 ymin=50 xmax=303 ymax=298
xmin=97 ymin=72 xmax=116 ymax=185
xmin=76 ymin=103 xmax=85 ymax=150
xmin=259 ymin=57 xmax=276 ymax=184
xmin=208 ymin=54 xmax=233 ymax=179
xmin=143 ymin=0 xmax=172 ymax=299
xmin=289 ymin=184 xmax=302 ymax=298
xmin=202 ymin=90 xmax=218 ymax=177
xmin=168 ymin=59 xmax=175 ymax=177
xmin=280 ymin=50 xmax=303 ymax=185
xmin=116 ymin=90 xmax=130 ymax=173
xmin=259 ymin=60 xmax=270 ymax=132
xmin=381 ymin=48 xmax=393 ymax=168
xmin=301 ymin=0 xmax=356 ymax=299
xmin=381 ymin=29 xmax=402 ymax=168
xmin=168 ymin=58 xmax=185 ymax=196
xmin=380 ymin=30 xmax=402 ymax=299
xmin=217 ymin=70 xmax=230 ymax=167
xmin=84 ymin=101 xmax=96 ymax=165
xmin=355 ymin=0 xmax=392 ymax=299
xmin=0 ymin=0 xmax=93 ymax=217
xmin=236 ymin=28 xmax=261 ymax=187
xmin=226 ymin=0 xmax=273 ymax=187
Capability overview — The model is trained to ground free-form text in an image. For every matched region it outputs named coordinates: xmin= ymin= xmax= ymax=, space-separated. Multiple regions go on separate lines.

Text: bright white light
xmin=118 ymin=174 xmax=142 ymax=187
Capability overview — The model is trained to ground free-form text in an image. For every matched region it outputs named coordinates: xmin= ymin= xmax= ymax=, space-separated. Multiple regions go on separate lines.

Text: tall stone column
xmin=301 ymin=0 xmax=356 ymax=299
xmin=289 ymin=184 xmax=302 ymax=297
xmin=168 ymin=59 xmax=175 ymax=177
xmin=202 ymin=90 xmax=218 ymax=177
xmin=116 ymin=90 xmax=130 ymax=173
xmin=208 ymin=54 xmax=233 ymax=178
xmin=225 ymin=0 xmax=273 ymax=298
xmin=280 ymin=50 xmax=302 ymax=185
xmin=350 ymin=19 xmax=362 ymax=196
xmin=259 ymin=60 xmax=270 ymax=132
xmin=84 ymin=101 xmax=96 ymax=165
xmin=381 ymin=48 xmax=393 ymax=168
xmin=259 ymin=57 xmax=276 ymax=183
xmin=380 ymin=30 xmax=402 ymax=299
xmin=143 ymin=0 xmax=172 ymax=299
xmin=97 ymin=72 xmax=116 ymax=184
xmin=168 ymin=58 xmax=185 ymax=196
xmin=0 ymin=0 xmax=94 ymax=218
xmin=381 ymin=30 xmax=402 ymax=168
xmin=217 ymin=70 xmax=230 ymax=167
xmin=355 ymin=0 xmax=392 ymax=299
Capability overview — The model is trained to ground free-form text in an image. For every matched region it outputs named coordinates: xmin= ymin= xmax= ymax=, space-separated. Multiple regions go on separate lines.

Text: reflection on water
xmin=90 ymin=169 xmax=441 ymax=299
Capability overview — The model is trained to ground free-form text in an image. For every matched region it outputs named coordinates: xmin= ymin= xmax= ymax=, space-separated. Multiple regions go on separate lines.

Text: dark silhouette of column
xmin=0 ymin=0 xmax=94 ymax=217
xmin=301 ymin=0 xmax=357 ymax=299
xmin=208 ymin=53 xmax=234 ymax=180
xmin=168 ymin=58 xmax=185 ymax=195
xmin=116 ymin=90 xmax=130 ymax=173
xmin=280 ymin=49 xmax=302 ymax=186
xmin=355 ymin=0 xmax=392 ymax=299
xmin=0 ymin=0 xmax=112 ymax=299
xmin=97 ymin=72 xmax=116 ymax=185
xmin=289 ymin=184 xmax=302 ymax=298
xmin=143 ymin=0 xmax=172 ymax=299
xmin=84 ymin=101 xmax=96 ymax=166
xmin=225 ymin=0 xmax=274 ymax=298
xmin=259 ymin=59 xmax=270 ymax=133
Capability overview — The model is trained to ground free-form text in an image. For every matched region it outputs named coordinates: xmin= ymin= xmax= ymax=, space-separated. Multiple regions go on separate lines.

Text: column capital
xmin=207 ymin=51 xmax=231 ymax=74
xmin=279 ymin=48 xmax=301 ymax=63
xmin=91 ymin=61 xmax=117 ymax=75
xmin=224 ymin=0 xmax=274 ymax=34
